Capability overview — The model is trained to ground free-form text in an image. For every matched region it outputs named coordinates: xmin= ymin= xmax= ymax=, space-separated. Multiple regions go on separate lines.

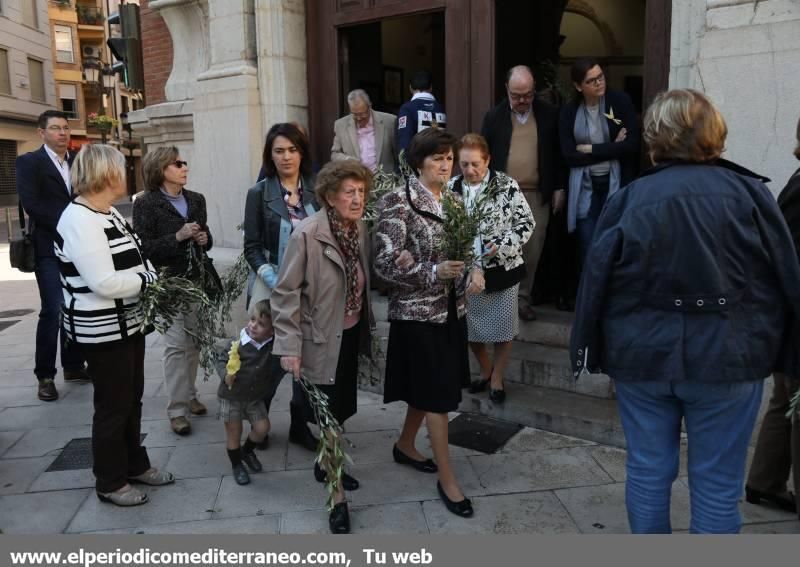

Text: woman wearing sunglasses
xmin=133 ymin=146 xmax=215 ymax=436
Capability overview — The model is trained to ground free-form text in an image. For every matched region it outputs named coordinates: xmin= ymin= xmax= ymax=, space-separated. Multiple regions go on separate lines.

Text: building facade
xmin=129 ymin=0 xmax=800 ymax=251
xmin=0 ymin=0 xmax=56 ymax=205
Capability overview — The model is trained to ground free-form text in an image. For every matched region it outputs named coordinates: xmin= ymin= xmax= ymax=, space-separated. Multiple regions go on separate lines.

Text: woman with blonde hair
xmin=571 ymin=89 xmax=800 ymax=533
xmin=55 ymin=144 xmax=173 ymax=507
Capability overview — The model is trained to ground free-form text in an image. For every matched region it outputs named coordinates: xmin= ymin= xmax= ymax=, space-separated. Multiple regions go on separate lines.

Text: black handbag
xmin=483 ymin=263 xmax=526 ymax=294
xmin=9 ymin=203 xmax=36 ymax=273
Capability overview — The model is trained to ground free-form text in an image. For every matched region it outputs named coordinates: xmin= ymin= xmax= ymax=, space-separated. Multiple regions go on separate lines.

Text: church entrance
xmin=305 ymin=0 xmax=669 ymax=164
xmin=339 ymin=12 xmax=446 ymax=117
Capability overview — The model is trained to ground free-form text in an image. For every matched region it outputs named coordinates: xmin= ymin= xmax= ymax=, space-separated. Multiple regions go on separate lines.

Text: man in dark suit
xmin=16 ymin=110 xmax=88 ymax=402
xmin=481 ymin=65 xmax=565 ymax=321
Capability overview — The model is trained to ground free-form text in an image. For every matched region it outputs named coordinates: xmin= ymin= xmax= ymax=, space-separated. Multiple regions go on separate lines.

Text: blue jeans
xmin=615 ymin=380 xmax=764 ymax=534
xmin=576 ymin=174 xmax=610 ymax=265
xmin=34 ymin=255 xmax=84 ymax=381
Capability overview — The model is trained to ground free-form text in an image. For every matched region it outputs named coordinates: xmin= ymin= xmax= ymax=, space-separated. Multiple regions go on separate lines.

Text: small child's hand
xmin=224 ymin=373 xmax=237 ymax=390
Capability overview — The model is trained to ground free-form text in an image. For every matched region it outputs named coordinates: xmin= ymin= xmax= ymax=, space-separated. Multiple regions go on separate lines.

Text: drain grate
xmin=46 ymin=435 xmax=147 ymax=472
xmin=0 ymin=320 xmax=19 ymax=333
xmin=448 ymin=413 xmax=522 ymax=454
xmin=0 ymin=309 xmax=34 ymax=318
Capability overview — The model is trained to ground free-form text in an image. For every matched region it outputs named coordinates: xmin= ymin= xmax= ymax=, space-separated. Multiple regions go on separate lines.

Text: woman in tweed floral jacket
xmin=374 ymin=128 xmax=484 ymax=519
xmin=449 ymin=134 xmax=534 ymax=403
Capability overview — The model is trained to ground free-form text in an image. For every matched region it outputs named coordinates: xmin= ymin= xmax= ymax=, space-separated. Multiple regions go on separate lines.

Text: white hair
xmin=347 ymin=89 xmax=371 ymax=107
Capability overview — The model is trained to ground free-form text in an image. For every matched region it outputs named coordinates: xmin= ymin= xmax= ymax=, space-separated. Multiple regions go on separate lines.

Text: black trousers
xmin=747 ymin=372 xmax=800 ymax=513
xmin=85 ymin=334 xmax=151 ymax=493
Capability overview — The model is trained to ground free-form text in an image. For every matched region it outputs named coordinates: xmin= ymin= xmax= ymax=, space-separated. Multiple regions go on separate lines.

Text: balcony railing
xmin=50 ymin=0 xmax=72 ymax=9
xmin=76 ymin=5 xmax=104 ymax=26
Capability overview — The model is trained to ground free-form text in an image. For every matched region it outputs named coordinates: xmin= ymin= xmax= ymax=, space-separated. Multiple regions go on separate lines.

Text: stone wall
xmin=140 ymin=0 xmax=173 ymax=106
xmin=670 ymin=0 xmax=800 ymax=192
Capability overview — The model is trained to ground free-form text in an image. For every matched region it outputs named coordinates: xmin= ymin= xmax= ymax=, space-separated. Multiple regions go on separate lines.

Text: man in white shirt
xmin=15 ymin=110 xmax=89 ymax=402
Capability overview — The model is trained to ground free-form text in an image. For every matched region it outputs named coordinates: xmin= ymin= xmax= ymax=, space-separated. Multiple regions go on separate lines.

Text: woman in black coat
xmin=559 ymin=57 xmax=640 ymax=262
xmin=745 ymin=116 xmax=800 ymax=518
xmin=133 ymin=146 xmax=214 ymax=436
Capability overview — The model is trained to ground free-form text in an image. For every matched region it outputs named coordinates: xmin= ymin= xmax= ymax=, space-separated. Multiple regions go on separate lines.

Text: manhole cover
xmin=0 ymin=309 xmax=34 ymax=318
xmin=0 ymin=321 xmax=19 ymax=333
xmin=448 ymin=413 xmax=522 ymax=454
xmin=46 ymin=435 xmax=147 ymax=472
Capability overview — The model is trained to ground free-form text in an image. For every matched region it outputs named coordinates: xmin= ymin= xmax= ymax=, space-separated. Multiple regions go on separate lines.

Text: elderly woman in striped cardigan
xmin=55 ymin=144 xmax=174 ymax=507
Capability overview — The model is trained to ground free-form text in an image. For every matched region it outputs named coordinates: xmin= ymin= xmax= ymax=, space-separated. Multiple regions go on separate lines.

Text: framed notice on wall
xmin=383 ymin=66 xmax=404 ymax=106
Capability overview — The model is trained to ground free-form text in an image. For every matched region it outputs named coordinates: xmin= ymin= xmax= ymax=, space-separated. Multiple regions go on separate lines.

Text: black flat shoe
xmin=232 ymin=463 xmax=250 ymax=485
xmin=437 ymin=481 xmax=473 ymax=518
xmin=489 ymin=388 xmax=506 ymax=403
xmin=329 ymin=502 xmax=350 ymax=534
xmin=242 ymin=450 xmax=263 ymax=473
xmin=468 ymin=379 xmax=489 ymax=393
xmin=392 ymin=444 xmax=438 ymax=473
xmin=314 ymin=462 xmax=359 ymax=490
xmin=745 ymin=486 xmax=797 ymax=512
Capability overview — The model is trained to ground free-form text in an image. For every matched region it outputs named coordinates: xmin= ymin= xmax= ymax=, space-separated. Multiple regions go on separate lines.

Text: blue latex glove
xmin=257 ymin=263 xmax=278 ymax=288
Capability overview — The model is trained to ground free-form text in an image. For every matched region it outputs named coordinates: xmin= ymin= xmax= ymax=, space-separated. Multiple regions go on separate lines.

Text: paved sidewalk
xmin=0 ymin=245 xmax=797 ymax=535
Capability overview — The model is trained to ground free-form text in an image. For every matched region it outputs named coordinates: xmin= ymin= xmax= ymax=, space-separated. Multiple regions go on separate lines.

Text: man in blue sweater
xmin=395 ymin=70 xmax=447 ymax=157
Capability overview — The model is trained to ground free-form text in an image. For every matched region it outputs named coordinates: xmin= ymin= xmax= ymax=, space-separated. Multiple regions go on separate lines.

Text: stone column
xmin=670 ymin=0 xmax=800 ymax=189
xmin=255 ymin=0 xmax=309 ymax=131
xmin=190 ymin=0 xmax=263 ymax=249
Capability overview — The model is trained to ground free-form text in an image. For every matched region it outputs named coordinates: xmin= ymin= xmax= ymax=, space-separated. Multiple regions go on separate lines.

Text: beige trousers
xmin=162 ymin=307 xmax=200 ymax=419
xmin=518 ymin=189 xmax=550 ymax=308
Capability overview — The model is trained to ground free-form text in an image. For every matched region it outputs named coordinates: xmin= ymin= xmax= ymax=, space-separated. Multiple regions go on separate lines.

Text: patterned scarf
xmin=326 ymin=207 xmax=362 ymax=315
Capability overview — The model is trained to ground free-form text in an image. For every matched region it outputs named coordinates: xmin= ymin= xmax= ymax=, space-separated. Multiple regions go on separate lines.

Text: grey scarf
xmin=567 ymin=96 xmax=621 ymax=233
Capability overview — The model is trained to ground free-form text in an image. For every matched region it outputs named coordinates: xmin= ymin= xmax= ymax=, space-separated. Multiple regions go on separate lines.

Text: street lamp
xmin=82 ymin=57 xmax=117 ymax=144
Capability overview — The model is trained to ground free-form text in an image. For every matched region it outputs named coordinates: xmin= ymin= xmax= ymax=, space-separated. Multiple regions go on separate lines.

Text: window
xmin=28 ymin=58 xmax=45 ymax=102
xmin=0 ymin=49 xmax=10 ymax=95
xmin=59 ymin=83 xmax=78 ymax=119
xmin=54 ymin=25 xmax=74 ymax=63
xmin=22 ymin=0 xmax=38 ymax=29
xmin=0 ymin=140 xmax=17 ymax=196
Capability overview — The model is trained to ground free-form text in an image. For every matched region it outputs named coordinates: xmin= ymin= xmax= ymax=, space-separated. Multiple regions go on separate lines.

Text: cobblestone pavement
xmin=0 ymin=242 xmax=797 ymax=534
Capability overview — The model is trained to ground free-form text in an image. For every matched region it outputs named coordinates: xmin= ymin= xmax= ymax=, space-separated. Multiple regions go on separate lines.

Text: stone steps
xmin=458 ymin=381 xmax=625 ymax=448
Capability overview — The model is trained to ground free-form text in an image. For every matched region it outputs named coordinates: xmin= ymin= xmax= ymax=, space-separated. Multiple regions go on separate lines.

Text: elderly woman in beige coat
xmin=271 ymin=160 xmax=375 ymax=535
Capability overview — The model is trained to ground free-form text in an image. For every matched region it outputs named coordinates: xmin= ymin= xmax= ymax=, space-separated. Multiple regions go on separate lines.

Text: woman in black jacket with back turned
xmin=559 ymin=57 xmax=640 ymax=263
xmin=570 ymin=90 xmax=800 ymax=533
xmin=133 ymin=146 xmax=214 ymax=436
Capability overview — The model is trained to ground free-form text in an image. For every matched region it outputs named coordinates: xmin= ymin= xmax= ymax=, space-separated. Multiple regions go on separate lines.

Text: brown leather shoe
xmin=63 ymin=368 xmax=91 ymax=383
xmin=518 ymin=305 xmax=538 ymax=321
xmin=170 ymin=416 xmax=191 ymax=435
xmin=37 ymin=379 xmax=59 ymax=402
xmin=188 ymin=398 xmax=207 ymax=415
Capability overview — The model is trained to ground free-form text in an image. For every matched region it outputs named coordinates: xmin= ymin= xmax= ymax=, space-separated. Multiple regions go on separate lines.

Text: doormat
xmin=0 ymin=309 xmax=34 ymax=318
xmin=46 ymin=435 xmax=147 ymax=472
xmin=0 ymin=321 xmax=18 ymax=333
xmin=447 ymin=413 xmax=522 ymax=454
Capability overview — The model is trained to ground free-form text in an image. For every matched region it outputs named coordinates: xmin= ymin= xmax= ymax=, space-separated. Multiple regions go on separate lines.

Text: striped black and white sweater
xmin=55 ymin=201 xmax=158 ymax=345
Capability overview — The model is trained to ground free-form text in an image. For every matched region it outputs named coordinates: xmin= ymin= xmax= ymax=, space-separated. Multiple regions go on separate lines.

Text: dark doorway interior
xmin=339 ymin=12 xmax=445 ymax=117
xmin=494 ymin=0 xmax=646 ymax=111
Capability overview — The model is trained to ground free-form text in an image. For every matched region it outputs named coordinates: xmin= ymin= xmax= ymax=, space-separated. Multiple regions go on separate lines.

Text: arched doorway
xmin=306 ymin=0 xmax=669 ymax=163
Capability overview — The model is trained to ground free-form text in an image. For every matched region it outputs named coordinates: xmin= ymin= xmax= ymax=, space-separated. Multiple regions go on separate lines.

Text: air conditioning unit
xmin=82 ymin=45 xmax=102 ymax=59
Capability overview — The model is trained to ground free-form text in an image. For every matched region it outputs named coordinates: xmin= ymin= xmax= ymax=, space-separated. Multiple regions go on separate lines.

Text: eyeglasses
xmin=351 ymin=110 xmax=371 ymax=121
xmin=171 ymin=160 xmax=188 ymax=168
xmin=508 ymin=91 xmax=534 ymax=102
xmin=583 ymin=73 xmax=606 ymax=87
xmin=45 ymin=125 xmax=70 ymax=133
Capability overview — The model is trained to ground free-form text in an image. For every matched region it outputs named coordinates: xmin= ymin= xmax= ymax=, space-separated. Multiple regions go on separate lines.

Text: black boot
xmin=289 ymin=403 xmax=318 ymax=452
